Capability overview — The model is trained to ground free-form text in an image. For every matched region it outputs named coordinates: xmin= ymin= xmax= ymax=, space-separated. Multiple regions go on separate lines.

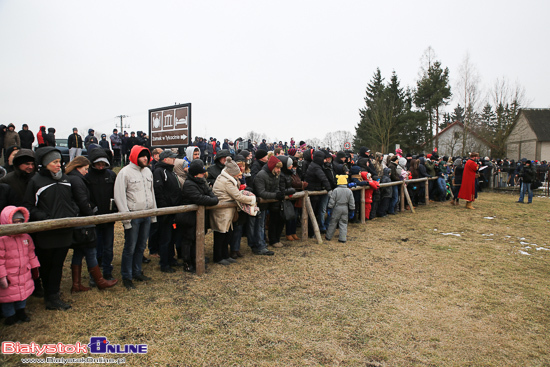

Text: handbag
xmin=281 ymin=200 xmax=296 ymax=221
xmin=73 ymin=225 xmax=97 ymax=246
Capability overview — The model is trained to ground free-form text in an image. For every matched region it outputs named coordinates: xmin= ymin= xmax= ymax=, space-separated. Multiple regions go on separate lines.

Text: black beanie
xmin=255 ymin=149 xmax=268 ymax=160
xmin=189 ymin=159 xmax=206 ymax=176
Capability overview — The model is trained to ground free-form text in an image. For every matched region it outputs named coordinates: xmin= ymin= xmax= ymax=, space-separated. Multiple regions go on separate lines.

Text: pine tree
xmin=451 ymin=104 xmax=465 ymax=123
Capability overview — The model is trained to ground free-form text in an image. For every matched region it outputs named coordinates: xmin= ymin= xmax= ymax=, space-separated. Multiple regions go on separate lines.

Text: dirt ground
xmin=1 ymin=192 xmax=550 ymax=366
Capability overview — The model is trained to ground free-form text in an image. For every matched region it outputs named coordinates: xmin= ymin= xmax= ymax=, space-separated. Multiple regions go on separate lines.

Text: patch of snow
xmin=519 ymin=250 xmax=531 ymax=256
xmin=536 ymin=247 xmax=550 ymax=251
xmin=520 ymin=241 xmax=530 ymax=245
xmin=441 ymin=233 xmax=461 ymax=237
xmin=484 ymin=217 xmax=495 ymax=219
xmin=504 ymin=236 xmax=511 ymax=238
xmin=519 ymin=237 xmax=526 ymax=240
xmin=482 ymin=234 xmax=494 ymax=236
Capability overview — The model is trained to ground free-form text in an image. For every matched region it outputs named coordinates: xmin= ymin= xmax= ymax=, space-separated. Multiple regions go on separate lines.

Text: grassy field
xmin=1 ymin=192 xmax=550 ymax=366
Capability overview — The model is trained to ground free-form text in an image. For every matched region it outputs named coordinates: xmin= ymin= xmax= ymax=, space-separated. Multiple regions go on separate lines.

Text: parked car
xmin=55 ymin=139 xmax=88 ymax=164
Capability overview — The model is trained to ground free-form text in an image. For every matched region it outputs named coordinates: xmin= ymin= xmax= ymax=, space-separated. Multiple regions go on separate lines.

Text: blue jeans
xmin=121 ymin=217 xmax=151 ymax=280
xmin=1 ymin=300 xmax=27 ymax=317
xmin=519 ymin=182 xmax=533 ymax=203
xmin=71 ymin=246 xmax=98 ymax=268
xmin=96 ymin=222 xmax=115 ymax=274
xmin=388 ymin=185 xmax=399 ymax=214
xmin=230 ymin=223 xmax=244 ymax=252
xmin=246 ymin=210 xmax=266 ymax=251
xmin=316 ymin=194 xmax=329 ymax=231
xmin=437 ymin=177 xmax=446 ymax=201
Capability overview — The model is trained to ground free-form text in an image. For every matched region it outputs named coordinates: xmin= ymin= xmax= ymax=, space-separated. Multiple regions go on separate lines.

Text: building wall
xmin=541 ymin=142 xmax=550 ymax=162
xmin=438 ymin=124 xmax=490 ymax=157
xmin=506 ymin=112 xmax=538 ymax=160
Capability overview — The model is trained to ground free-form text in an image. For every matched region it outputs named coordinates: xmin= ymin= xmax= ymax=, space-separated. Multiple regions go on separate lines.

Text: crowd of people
xmin=0 ymin=125 xmax=547 ymax=326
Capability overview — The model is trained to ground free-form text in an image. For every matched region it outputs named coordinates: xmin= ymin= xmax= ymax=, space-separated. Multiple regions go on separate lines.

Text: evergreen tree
xmin=414 ymin=60 xmax=452 ymax=149
xmin=451 ymin=104 xmax=465 ymax=123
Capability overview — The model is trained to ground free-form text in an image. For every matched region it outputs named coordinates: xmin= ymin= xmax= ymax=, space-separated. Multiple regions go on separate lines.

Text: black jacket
xmin=247 ymin=159 xmax=265 ymax=187
xmin=254 ymin=165 xmax=282 ymax=211
xmin=153 ymin=161 xmax=183 ymax=208
xmin=519 ymin=164 xmax=536 ymax=183
xmin=305 ymin=151 xmax=331 ymax=191
xmin=67 ymin=169 xmax=93 ymax=216
xmin=0 ymin=169 xmax=34 ymax=206
xmin=23 ymin=147 xmax=78 ymax=249
xmin=180 ymin=175 xmax=219 ymax=227
xmin=68 ymin=133 xmax=84 ymax=149
xmin=0 ymin=183 xmax=18 ymax=212
xmin=206 ymin=161 xmax=224 ymax=187
xmin=18 ymin=129 xmax=35 ymax=149
xmin=86 ymin=149 xmax=117 ymax=215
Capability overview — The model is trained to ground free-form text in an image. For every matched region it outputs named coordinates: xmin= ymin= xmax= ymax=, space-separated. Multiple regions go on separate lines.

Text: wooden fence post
xmin=301 ymin=192 xmax=309 ymax=240
xmin=305 ymin=196 xmax=322 ymax=244
xmin=360 ymin=186 xmax=366 ymax=224
xmin=195 ymin=206 xmax=206 ymax=276
xmin=425 ymin=179 xmax=430 ymax=204
xmin=400 ymin=182 xmax=405 ymax=212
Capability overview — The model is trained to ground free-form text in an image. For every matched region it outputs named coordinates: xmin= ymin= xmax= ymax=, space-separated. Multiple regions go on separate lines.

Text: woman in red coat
xmin=458 ymin=152 xmax=479 ymax=209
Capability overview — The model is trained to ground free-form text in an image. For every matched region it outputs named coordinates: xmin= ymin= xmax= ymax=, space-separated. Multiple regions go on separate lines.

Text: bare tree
xmin=455 ymin=53 xmax=482 ymax=155
xmin=244 ymin=130 xmax=268 ymax=144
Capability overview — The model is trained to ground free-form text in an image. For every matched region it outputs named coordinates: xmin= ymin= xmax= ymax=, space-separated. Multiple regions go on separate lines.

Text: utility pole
xmin=116 ymin=115 xmax=129 ymax=134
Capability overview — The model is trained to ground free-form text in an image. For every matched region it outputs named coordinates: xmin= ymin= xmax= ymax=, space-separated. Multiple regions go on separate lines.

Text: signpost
xmin=149 ymin=103 xmax=191 ymax=148
xmin=344 ymin=142 xmax=351 ymax=150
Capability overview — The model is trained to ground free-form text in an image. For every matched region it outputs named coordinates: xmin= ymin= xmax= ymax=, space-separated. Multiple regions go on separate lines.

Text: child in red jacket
xmin=0 ymin=206 xmax=40 ymax=325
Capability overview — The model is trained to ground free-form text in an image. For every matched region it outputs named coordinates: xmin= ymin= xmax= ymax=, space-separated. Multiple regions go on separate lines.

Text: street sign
xmin=344 ymin=142 xmax=351 ymax=150
xmin=149 ymin=103 xmax=191 ymax=148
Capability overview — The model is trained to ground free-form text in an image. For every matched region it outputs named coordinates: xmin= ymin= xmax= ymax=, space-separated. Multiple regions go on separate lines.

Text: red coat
xmin=0 ymin=206 xmax=40 ymax=303
xmin=458 ymin=159 xmax=478 ymax=202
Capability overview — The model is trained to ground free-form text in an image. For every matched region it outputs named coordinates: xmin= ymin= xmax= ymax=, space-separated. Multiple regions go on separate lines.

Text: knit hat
xmin=359 ymin=147 xmax=369 ymax=158
xmin=267 ymin=156 xmax=283 ymax=171
xmin=288 ymin=148 xmax=297 ymax=156
xmin=93 ymin=157 xmax=110 ymax=167
xmin=215 ymin=149 xmax=231 ymax=161
xmin=336 ymin=175 xmax=348 ymax=185
xmin=255 ymin=149 xmax=268 ymax=160
xmin=224 ymin=157 xmax=241 ymax=176
xmin=350 ymin=166 xmax=361 ymax=175
xmin=239 ymin=149 xmax=250 ymax=159
xmin=336 ymin=151 xmax=346 ymax=161
xmin=189 ymin=159 xmax=206 ymax=176
xmin=42 ymin=150 xmax=62 ymax=166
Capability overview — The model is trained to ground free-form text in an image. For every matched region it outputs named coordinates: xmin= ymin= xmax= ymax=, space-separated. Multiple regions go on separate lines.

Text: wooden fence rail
xmin=0 ymin=177 xmax=437 ymax=275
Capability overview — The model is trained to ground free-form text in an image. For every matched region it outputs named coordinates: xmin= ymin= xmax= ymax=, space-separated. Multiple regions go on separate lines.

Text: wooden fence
xmin=0 ymin=177 xmax=437 ymax=276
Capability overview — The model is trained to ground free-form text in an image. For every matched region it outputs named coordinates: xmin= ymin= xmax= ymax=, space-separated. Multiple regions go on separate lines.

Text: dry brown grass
xmin=2 ymin=192 xmax=550 ymax=366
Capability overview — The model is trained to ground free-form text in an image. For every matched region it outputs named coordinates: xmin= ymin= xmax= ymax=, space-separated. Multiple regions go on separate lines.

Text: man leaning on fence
xmin=114 ymin=145 xmax=157 ymax=290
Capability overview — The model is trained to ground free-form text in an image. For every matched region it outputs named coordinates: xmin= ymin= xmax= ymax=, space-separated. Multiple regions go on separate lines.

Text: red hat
xmin=427 ymin=154 xmax=432 ymax=159
xmin=267 ymin=156 xmax=282 ymax=171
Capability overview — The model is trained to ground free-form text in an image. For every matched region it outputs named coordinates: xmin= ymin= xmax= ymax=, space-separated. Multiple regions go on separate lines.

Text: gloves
xmin=123 ymin=221 xmax=132 ymax=230
xmin=348 ymin=182 xmax=357 ymax=188
xmin=275 ymin=191 xmax=285 ymax=200
xmin=239 ymin=184 xmax=247 ymax=191
xmin=31 ymin=268 xmax=40 ymax=280
xmin=349 ymin=211 xmax=355 ymax=219
xmin=285 ymin=188 xmax=296 ymax=196
xmin=0 ymin=277 xmax=7 ymax=289
xmin=327 ymin=209 xmax=332 ymax=217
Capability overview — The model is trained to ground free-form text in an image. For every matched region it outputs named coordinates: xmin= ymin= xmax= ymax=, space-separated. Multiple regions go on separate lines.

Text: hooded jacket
xmin=36 ymin=126 xmax=47 ymax=147
xmin=0 ymin=206 xmax=40 ymax=303
xmin=153 ymin=160 xmax=182 ymax=208
xmin=254 ymin=162 xmax=282 ymax=211
xmin=180 ymin=174 xmax=219 ymax=227
xmin=23 ymin=147 xmax=78 ymax=248
xmin=114 ymin=145 xmax=157 ymax=229
xmin=304 ymin=151 xmax=331 ymax=191
xmin=0 ymin=149 xmax=35 ymax=204
xmin=84 ymin=130 xmax=98 ymax=149
xmin=4 ymin=126 xmax=20 ymax=148
xmin=85 ymin=148 xmax=117 ymax=215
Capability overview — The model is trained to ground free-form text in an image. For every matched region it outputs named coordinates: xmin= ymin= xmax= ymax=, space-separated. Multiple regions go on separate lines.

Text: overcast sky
xmin=1 ymin=0 xmax=548 ymax=145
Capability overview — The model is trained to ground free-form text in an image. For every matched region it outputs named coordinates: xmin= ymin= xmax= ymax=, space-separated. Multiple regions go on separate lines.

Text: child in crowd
xmin=325 ymin=175 xmax=355 ymax=243
xmin=0 ymin=206 xmax=40 ymax=325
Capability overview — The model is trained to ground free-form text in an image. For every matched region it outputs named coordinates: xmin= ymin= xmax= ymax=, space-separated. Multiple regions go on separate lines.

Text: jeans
xmin=71 ymin=246 xmax=98 ymax=268
xmin=121 ymin=217 xmax=151 ymax=280
xmin=69 ymin=147 xmax=82 ymax=161
xmin=519 ymin=182 xmax=533 ymax=203
xmin=230 ymin=223 xmax=244 ymax=252
xmin=247 ymin=210 xmax=266 ymax=251
xmin=437 ymin=177 xmax=447 ymax=201
xmin=317 ymin=194 xmax=329 ymax=231
xmin=96 ymin=222 xmax=115 ymax=275
xmin=388 ymin=185 xmax=399 ymax=214
xmin=1 ymin=300 xmax=27 ymax=317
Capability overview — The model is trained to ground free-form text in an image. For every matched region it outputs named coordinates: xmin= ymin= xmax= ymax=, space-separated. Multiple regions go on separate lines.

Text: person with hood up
xmin=458 ymin=152 xmax=479 ymax=209
xmin=451 ymin=158 xmax=463 ymax=206
xmin=4 ymin=124 xmax=20 ymax=154
xmin=3 ymin=146 xmax=20 ymax=174
xmin=114 ymin=145 xmax=157 ymax=289
xmin=45 ymin=127 xmax=56 ymax=147
xmin=0 ymin=206 xmax=40 ymax=325
xmin=206 ymin=149 xmax=231 ymax=187
xmin=325 ymin=175 xmax=355 ymax=243
xmin=86 ymin=147 xmax=117 ymax=280
xmin=211 ymin=157 xmax=257 ymax=265
xmin=23 ymin=147 xmax=79 ymax=310
xmin=66 ymin=157 xmax=117 ymax=293
xmin=99 ymin=134 xmax=110 ymax=150
xmin=180 ymin=160 xmax=219 ymax=271
xmin=84 ymin=129 xmax=98 ymax=149
xmin=36 ymin=126 xmax=48 ymax=148
xmin=0 ymin=149 xmax=35 ymax=205
xmin=377 ymin=167 xmax=393 ymax=217
xmin=18 ymin=124 xmax=35 ymax=150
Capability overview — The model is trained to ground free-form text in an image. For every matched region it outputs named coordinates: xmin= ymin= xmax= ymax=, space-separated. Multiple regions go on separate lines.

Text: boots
xmin=71 ymin=265 xmax=91 ymax=293
xmin=286 ymin=235 xmax=295 ymax=241
xmin=292 ymin=234 xmax=299 ymax=241
xmin=89 ymin=266 xmax=118 ymax=290
xmin=45 ymin=293 xmax=71 ymax=311
xmin=465 ymin=201 xmax=475 ymax=210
